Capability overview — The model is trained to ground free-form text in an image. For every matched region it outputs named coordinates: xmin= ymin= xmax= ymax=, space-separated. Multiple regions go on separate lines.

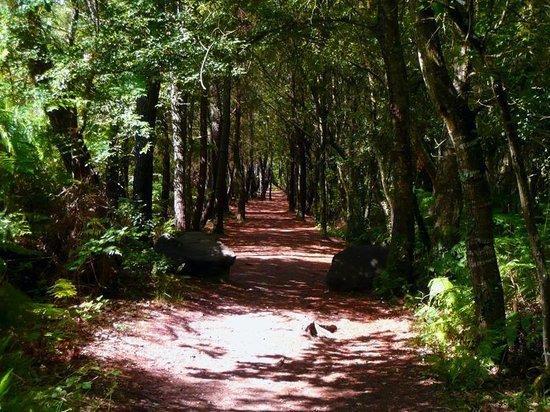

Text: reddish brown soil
xmin=83 ymin=191 xmax=446 ymax=411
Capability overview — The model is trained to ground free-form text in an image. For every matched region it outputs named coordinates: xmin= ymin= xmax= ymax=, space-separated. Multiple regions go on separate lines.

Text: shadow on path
xmin=82 ymin=191 xmax=445 ymax=411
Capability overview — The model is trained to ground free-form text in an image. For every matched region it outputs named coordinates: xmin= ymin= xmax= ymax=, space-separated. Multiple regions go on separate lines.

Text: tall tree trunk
xmin=213 ymin=76 xmax=231 ymax=234
xmin=312 ymin=79 xmax=329 ymax=237
xmin=493 ymin=79 xmax=549 ymax=365
xmin=184 ymin=98 xmax=195 ymax=229
xmin=133 ymin=80 xmax=161 ymax=221
xmin=233 ymin=85 xmax=247 ymax=221
xmin=170 ymin=81 xmax=188 ymax=231
xmin=373 ymin=0 xmax=416 ymax=282
xmin=446 ymin=3 xmax=549 ymax=366
xmin=259 ymin=156 xmax=269 ymax=200
xmin=415 ymin=4 xmax=505 ymax=331
xmin=298 ymin=130 xmax=307 ymax=218
xmin=192 ymin=87 xmax=209 ymax=231
xmin=17 ymin=7 xmax=98 ymax=183
xmin=160 ymin=127 xmax=171 ymax=219
xmin=47 ymin=106 xmax=98 ymax=182
xmin=288 ymin=141 xmax=297 ymax=211
xmin=202 ymin=87 xmax=221 ymax=226
xmin=411 ymin=126 xmax=462 ymax=247
xmin=433 ymin=144 xmax=462 ymax=246
xmin=105 ymin=126 xmax=123 ymax=207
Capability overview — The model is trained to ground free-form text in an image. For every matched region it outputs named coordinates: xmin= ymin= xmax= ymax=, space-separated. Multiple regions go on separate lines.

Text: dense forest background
xmin=0 ymin=0 xmax=548 ymax=409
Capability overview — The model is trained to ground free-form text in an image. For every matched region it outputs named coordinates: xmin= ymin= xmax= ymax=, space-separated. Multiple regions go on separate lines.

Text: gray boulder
xmin=326 ymin=245 xmax=388 ymax=292
xmin=154 ymin=232 xmax=236 ymax=277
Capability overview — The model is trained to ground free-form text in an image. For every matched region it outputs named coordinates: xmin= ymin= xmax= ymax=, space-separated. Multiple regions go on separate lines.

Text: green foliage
xmin=48 ymin=278 xmax=77 ymax=300
xmin=413 ymin=210 xmax=549 ymax=399
xmin=0 ymin=281 xmax=115 ymax=410
xmin=0 ymin=369 xmax=13 ymax=401
xmin=0 ymin=211 xmax=30 ymax=242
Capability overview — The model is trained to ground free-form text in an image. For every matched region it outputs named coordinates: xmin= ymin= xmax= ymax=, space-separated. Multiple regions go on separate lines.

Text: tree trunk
xmin=192 ymin=87 xmax=209 ymax=231
xmin=160 ymin=126 xmax=171 ymax=219
xmin=433 ymin=144 xmax=462 ymax=247
xmin=233 ymin=86 xmax=247 ymax=221
xmin=184 ymin=98 xmax=195 ymax=229
xmin=105 ymin=126 xmax=123 ymax=207
xmin=46 ymin=107 xmax=98 ymax=182
xmin=415 ymin=4 xmax=506 ymax=331
xmin=133 ymin=80 xmax=161 ymax=221
xmin=298 ymin=131 xmax=307 ymax=218
xmin=170 ymin=81 xmax=188 ymax=231
xmin=288 ymin=141 xmax=297 ymax=211
xmin=373 ymin=0 xmax=416 ymax=282
xmin=202 ymin=86 xmax=221 ymax=226
xmin=213 ymin=76 xmax=231 ymax=234
xmin=446 ymin=3 xmax=549 ymax=366
xmin=494 ymin=77 xmax=549 ymax=367
xmin=17 ymin=7 xmax=98 ymax=184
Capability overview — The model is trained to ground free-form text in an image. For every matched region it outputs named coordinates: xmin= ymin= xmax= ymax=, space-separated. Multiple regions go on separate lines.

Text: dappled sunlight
xmin=82 ymin=191 xmax=442 ymax=410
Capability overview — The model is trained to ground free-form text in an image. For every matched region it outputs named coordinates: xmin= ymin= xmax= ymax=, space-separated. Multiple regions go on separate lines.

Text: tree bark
xmin=298 ymin=129 xmax=308 ymax=219
xmin=133 ymin=80 xmax=161 ymax=221
xmin=446 ymin=2 xmax=549 ymax=366
xmin=233 ymin=85 xmax=247 ymax=221
xmin=311 ymin=79 xmax=329 ymax=237
xmin=288 ymin=140 xmax=297 ymax=212
xmin=415 ymin=4 xmax=506 ymax=331
xmin=160 ymin=126 xmax=171 ymax=219
xmin=170 ymin=81 xmax=188 ymax=231
xmin=192 ymin=87 xmax=209 ymax=231
xmin=105 ymin=126 xmax=123 ymax=207
xmin=373 ymin=0 xmax=416 ymax=281
xmin=213 ymin=76 xmax=232 ymax=234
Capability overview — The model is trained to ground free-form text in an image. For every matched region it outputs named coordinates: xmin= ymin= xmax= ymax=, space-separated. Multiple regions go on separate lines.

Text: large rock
xmin=326 ymin=245 xmax=388 ymax=292
xmin=155 ymin=232 xmax=236 ymax=277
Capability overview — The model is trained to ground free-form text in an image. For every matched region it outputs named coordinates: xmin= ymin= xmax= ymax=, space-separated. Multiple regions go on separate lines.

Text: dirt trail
xmin=83 ymin=191 xmax=444 ymax=411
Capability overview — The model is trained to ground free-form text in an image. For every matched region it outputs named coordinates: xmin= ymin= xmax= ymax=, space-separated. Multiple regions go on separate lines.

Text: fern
xmin=48 ymin=278 xmax=77 ymax=300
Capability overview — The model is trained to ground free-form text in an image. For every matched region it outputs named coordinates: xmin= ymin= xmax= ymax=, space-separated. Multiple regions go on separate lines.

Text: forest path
xmin=83 ymin=191 xmax=444 ymax=411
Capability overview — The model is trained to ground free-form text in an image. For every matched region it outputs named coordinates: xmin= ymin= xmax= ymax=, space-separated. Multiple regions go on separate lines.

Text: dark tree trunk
xmin=184 ymin=99 xmax=195 ymax=229
xmin=47 ymin=107 xmax=98 ymax=182
xmin=259 ymin=156 xmax=269 ymax=200
xmin=233 ymin=87 xmax=247 ymax=221
xmin=202 ymin=86 xmax=221 ymax=226
xmin=288 ymin=140 xmax=297 ymax=212
xmin=170 ymin=82 xmax=189 ymax=231
xmin=298 ymin=132 xmax=307 ymax=218
xmin=213 ymin=76 xmax=232 ymax=234
xmin=18 ymin=8 xmax=98 ymax=184
xmin=105 ymin=127 xmax=123 ymax=207
xmin=120 ymin=136 xmax=131 ymax=198
xmin=433 ymin=145 xmax=462 ymax=247
xmin=373 ymin=0 xmax=416 ymax=282
xmin=415 ymin=5 xmax=506 ymax=331
xmin=493 ymin=79 xmax=549 ymax=365
xmin=311 ymin=79 xmax=329 ymax=236
xmin=160 ymin=128 xmax=171 ymax=219
xmin=446 ymin=4 xmax=549 ymax=366
xmin=192 ymin=88 xmax=209 ymax=231
xmin=133 ymin=80 xmax=161 ymax=221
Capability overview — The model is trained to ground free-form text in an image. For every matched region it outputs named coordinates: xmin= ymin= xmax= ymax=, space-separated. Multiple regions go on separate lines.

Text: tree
xmin=415 ymin=3 xmax=506 ymax=331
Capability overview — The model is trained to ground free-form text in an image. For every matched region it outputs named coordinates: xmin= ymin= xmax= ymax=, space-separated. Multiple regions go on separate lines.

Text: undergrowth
xmin=409 ymin=209 xmax=550 ymax=410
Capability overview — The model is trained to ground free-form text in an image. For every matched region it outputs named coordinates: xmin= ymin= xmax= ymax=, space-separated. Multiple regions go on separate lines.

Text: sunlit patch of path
xmin=83 ymin=191 xmax=445 ymax=411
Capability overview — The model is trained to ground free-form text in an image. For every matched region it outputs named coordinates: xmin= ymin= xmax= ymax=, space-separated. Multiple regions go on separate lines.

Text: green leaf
xmin=428 ymin=277 xmax=454 ymax=303
xmin=0 ymin=369 xmax=13 ymax=399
